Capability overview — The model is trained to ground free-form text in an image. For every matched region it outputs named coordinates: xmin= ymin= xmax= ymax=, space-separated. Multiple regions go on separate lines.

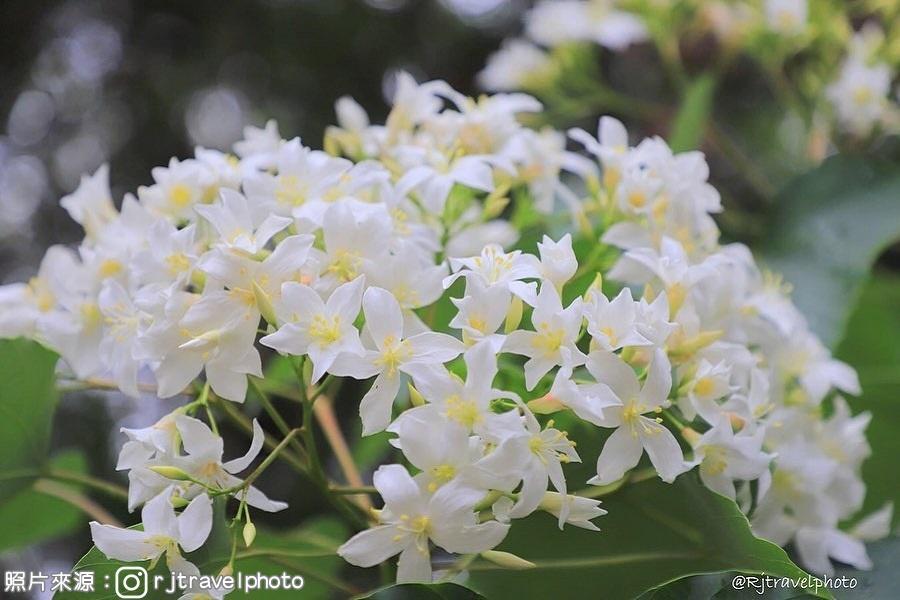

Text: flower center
xmin=309 ymin=314 xmax=342 ymax=346
xmin=444 ymin=395 xmax=482 ymax=429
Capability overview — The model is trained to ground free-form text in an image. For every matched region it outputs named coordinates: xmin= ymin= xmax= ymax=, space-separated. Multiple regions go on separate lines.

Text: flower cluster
xmin=479 ymin=0 xmax=900 ymax=142
xmin=0 ymin=75 xmax=890 ymax=589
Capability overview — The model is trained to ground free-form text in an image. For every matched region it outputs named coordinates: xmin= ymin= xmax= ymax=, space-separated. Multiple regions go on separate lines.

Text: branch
xmin=33 ymin=479 xmax=122 ymax=526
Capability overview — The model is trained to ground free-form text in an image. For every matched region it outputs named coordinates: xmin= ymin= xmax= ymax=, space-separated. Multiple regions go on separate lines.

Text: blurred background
xmin=1 ymin=1 xmax=898 ymax=598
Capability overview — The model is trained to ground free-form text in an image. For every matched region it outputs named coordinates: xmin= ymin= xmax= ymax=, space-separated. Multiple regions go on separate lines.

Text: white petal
xmin=175 ymin=415 xmax=223 ymax=459
xmin=223 ymin=419 xmax=265 ymax=473
xmin=374 ymin=464 xmax=424 ymax=516
xmin=177 ymin=494 xmax=213 ymax=553
xmin=89 ymin=522 xmax=158 ymax=562
xmin=639 ymin=420 xmax=686 ymax=483
xmin=396 ymin=545 xmax=433 ymax=583
xmin=337 ymin=525 xmax=407 ymax=568
xmin=363 ymin=287 xmax=404 ymax=349
xmin=432 ymin=520 xmax=509 ymax=554
xmin=359 ymin=372 xmax=402 ymax=436
xmin=591 ymin=426 xmax=643 ymax=485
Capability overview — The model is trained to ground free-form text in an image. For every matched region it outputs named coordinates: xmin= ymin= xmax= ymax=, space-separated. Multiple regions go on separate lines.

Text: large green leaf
xmin=759 ymin=155 xmax=900 ymax=349
xmin=360 ymin=582 xmax=485 ymax=599
xmin=0 ymin=449 xmax=88 ymax=552
xmin=835 ymin=273 xmax=900 ymax=525
xmin=465 ymin=473 xmax=829 ymax=600
xmin=0 ymin=337 xmax=59 ymax=502
xmin=57 ymin=516 xmax=348 ymax=599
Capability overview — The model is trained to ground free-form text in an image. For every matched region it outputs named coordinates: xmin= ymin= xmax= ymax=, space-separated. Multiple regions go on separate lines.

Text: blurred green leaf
xmin=760 ymin=155 xmax=900 ymax=349
xmin=466 ymin=474 xmax=830 ymax=600
xmin=0 ymin=337 xmax=58 ymax=502
xmin=835 ymin=273 xmax=900 ymax=525
xmin=0 ymin=449 xmax=88 ymax=552
xmin=359 ymin=582 xmax=485 ymax=599
xmin=57 ymin=515 xmax=348 ymax=599
xmin=669 ymin=74 xmax=716 ymax=153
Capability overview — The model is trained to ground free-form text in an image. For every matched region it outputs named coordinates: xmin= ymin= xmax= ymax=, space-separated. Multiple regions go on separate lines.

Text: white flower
xmin=682 ymin=359 xmax=735 ymax=423
xmin=233 ymin=119 xmax=282 ymax=164
xmin=328 ymin=287 xmax=464 ymax=434
xmin=261 ymin=276 xmax=366 ymax=382
xmin=538 ymin=492 xmax=606 ymax=531
xmin=137 ymin=158 xmax=216 ymax=222
xmin=526 ymin=1 xmax=647 ymax=51
xmin=826 ymin=55 xmax=893 ymax=137
xmin=509 ymin=409 xmax=580 ymax=524
xmin=690 ymin=417 xmax=772 ymax=499
xmin=195 ymin=188 xmax=291 ymax=254
xmin=587 ymin=350 xmax=688 ymax=484
xmin=141 ymin=289 xmax=262 ymax=402
xmin=444 ymin=243 xmax=541 ymax=304
xmin=388 ymin=409 xmax=525 ymax=494
xmin=337 ymin=464 xmax=508 ymax=583
xmin=316 ymin=203 xmax=392 ymax=289
xmin=407 ymin=342 xmax=523 ymax=439
xmin=449 ymin=278 xmax=510 ymax=350
xmin=764 ymin=0 xmax=807 ymax=35
xmin=168 ymin=415 xmax=288 ymax=512
xmin=60 ymin=163 xmax=118 ymax=240
xmin=537 ymin=233 xmax=578 ymax=291
xmin=98 ymin=280 xmax=145 ymax=398
xmin=478 ymin=39 xmax=553 ymax=92
xmin=90 ymin=492 xmax=212 ymax=576
xmin=584 ymin=287 xmax=652 ymax=352
xmin=502 ymin=283 xmax=586 ymax=390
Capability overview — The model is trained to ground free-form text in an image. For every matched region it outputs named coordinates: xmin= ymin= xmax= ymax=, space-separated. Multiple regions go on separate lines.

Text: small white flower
xmin=261 ymin=276 xmax=366 ymax=382
xmin=329 ymin=287 xmax=464 ymax=434
xmin=587 ymin=350 xmax=688 ymax=484
xmin=337 ymin=464 xmax=509 ymax=583
xmin=502 ymin=283 xmax=586 ymax=390
xmin=90 ymin=492 xmax=212 ymax=576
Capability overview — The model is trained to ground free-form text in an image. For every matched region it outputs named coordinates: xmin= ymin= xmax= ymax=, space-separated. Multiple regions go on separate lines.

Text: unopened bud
xmin=584 ymin=273 xmax=603 ymax=298
xmin=528 ymin=394 xmax=565 ymax=415
xmin=252 ymin=280 xmax=277 ymax=326
xmin=669 ymin=330 xmax=723 ymax=359
xmin=149 ymin=466 xmax=193 ymax=481
xmin=407 ymin=382 xmax=426 ymax=407
xmin=480 ymin=550 xmax=536 ymax=570
xmin=504 ymin=296 xmax=524 ymax=333
xmin=243 ymin=521 xmax=257 ymax=547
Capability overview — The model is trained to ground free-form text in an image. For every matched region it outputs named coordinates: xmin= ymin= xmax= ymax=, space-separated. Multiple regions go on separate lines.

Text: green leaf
xmin=57 ymin=517 xmax=348 ymax=599
xmin=359 ymin=582 xmax=485 ymax=599
xmin=0 ymin=449 xmax=88 ymax=552
xmin=668 ymin=73 xmax=716 ymax=153
xmin=466 ymin=473 xmax=830 ymax=600
xmin=0 ymin=337 xmax=59 ymax=502
xmin=760 ymin=155 xmax=900 ymax=349
xmin=835 ymin=273 xmax=900 ymax=525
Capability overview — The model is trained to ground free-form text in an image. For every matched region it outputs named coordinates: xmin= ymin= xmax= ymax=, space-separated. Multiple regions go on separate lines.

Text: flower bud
xmin=149 ymin=466 xmax=193 ymax=481
xmin=252 ymin=280 xmax=278 ymax=326
xmin=504 ymin=296 xmax=524 ymax=333
xmin=528 ymin=394 xmax=565 ymax=415
xmin=407 ymin=382 xmax=426 ymax=407
xmin=243 ymin=521 xmax=257 ymax=547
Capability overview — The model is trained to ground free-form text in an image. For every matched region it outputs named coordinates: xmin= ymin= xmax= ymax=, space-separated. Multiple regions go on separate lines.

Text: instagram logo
xmin=115 ymin=566 xmax=148 ymax=599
